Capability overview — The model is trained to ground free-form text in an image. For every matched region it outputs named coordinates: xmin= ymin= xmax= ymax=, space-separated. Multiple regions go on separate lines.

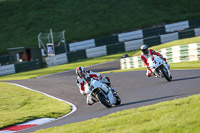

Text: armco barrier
xmin=118 ymin=30 xmax=143 ymax=42
xmin=143 ymin=26 xmax=165 ymax=38
xmin=45 ymin=53 xmax=68 ymax=67
xmin=95 ymin=35 xmax=119 ymax=47
xmin=120 ymin=43 xmax=200 ymax=70
xmin=61 ymin=28 xmax=200 ymax=64
xmin=195 ymin=28 xmax=200 ymax=36
xmin=1 ymin=19 xmax=200 ymax=76
xmin=165 ymin=21 xmax=189 ymax=33
xmin=86 ymin=46 xmax=107 ymax=58
xmin=67 ymin=18 xmax=200 ymax=52
xmin=67 ymin=49 xmax=87 ymax=62
xmin=179 ymin=29 xmax=195 ymax=39
xmin=124 ymin=39 xmax=143 ymax=52
xmin=0 ymin=64 xmax=15 ymax=76
xmin=1 ymin=27 xmax=199 ymax=76
xmin=160 ymin=32 xmax=179 ymax=44
xmin=144 ymin=36 xmax=161 ymax=47
xmin=69 ymin=39 xmax=95 ymax=51
xmin=106 ymin=43 xmax=125 ymax=55
xmin=189 ymin=18 xmax=200 ymax=29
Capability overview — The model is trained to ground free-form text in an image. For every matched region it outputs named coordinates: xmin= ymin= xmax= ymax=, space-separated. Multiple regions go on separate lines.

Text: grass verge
xmin=0 ymin=82 xmax=71 ymax=129
xmin=33 ymin=94 xmax=200 ymax=133
xmin=0 ymin=36 xmax=199 ymax=81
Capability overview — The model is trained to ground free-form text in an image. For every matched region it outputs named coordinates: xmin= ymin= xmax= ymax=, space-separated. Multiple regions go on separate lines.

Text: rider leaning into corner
xmin=140 ymin=44 xmax=170 ymax=77
xmin=75 ymin=66 xmax=117 ymax=106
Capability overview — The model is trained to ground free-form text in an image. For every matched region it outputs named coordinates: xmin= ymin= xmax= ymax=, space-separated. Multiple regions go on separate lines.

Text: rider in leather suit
xmin=75 ymin=66 xmax=116 ymax=105
xmin=140 ymin=44 xmax=170 ymax=77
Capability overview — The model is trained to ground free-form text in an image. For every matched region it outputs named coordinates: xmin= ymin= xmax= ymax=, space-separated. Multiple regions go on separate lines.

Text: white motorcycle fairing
xmin=84 ymin=78 xmax=117 ymax=107
xmin=147 ymin=55 xmax=172 ymax=81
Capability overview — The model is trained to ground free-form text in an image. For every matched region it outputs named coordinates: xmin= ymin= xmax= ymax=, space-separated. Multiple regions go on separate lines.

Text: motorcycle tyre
xmin=114 ymin=95 xmax=121 ymax=105
xmin=97 ymin=92 xmax=112 ymax=108
xmin=160 ymin=66 xmax=172 ymax=82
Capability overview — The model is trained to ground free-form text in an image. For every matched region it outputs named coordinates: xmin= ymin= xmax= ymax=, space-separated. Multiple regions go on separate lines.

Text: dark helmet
xmin=140 ymin=44 xmax=148 ymax=54
xmin=76 ymin=66 xmax=85 ymax=78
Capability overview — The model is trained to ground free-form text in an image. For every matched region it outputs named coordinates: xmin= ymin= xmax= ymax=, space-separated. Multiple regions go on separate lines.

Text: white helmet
xmin=76 ymin=66 xmax=85 ymax=78
xmin=140 ymin=44 xmax=148 ymax=54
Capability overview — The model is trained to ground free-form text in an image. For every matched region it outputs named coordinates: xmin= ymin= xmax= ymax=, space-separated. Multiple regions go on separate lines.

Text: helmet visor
xmin=78 ymin=71 xmax=84 ymax=78
xmin=142 ymin=49 xmax=148 ymax=54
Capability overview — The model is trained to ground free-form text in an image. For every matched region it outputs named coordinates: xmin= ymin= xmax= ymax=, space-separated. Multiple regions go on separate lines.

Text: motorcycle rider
xmin=75 ymin=66 xmax=116 ymax=106
xmin=140 ymin=44 xmax=170 ymax=77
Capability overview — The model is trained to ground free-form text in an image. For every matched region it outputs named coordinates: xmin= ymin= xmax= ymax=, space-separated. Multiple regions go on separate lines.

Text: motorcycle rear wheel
xmin=97 ymin=92 xmax=112 ymax=108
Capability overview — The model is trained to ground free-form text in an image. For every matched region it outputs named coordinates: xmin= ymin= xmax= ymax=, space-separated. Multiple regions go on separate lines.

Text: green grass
xmin=0 ymin=82 xmax=71 ymax=129
xmin=0 ymin=36 xmax=200 ymax=81
xmin=1 ymin=0 xmax=200 ymax=55
xmin=33 ymin=94 xmax=200 ymax=133
xmin=170 ymin=60 xmax=200 ymax=69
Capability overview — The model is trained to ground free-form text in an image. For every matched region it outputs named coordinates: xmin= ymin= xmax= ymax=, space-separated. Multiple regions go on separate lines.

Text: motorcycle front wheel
xmin=97 ymin=92 xmax=112 ymax=108
xmin=160 ymin=66 xmax=172 ymax=82
xmin=114 ymin=95 xmax=121 ymax=105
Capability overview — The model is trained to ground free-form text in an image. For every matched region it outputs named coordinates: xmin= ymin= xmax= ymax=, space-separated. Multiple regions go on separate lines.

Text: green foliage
xmin=33 ymin=94 xmax=200 ymax=133
xmin=1 ymin=0 xmax=200 ymax=55
xmin=0 ymin=82 xmax=71 ymax=129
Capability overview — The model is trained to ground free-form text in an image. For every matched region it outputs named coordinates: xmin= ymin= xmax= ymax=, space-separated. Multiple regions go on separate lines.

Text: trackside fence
xmin=45 ymin=53 xmax=68 ymax=67
xmin=67 ymin=19 xmax=200 ymax=52
xmin=0 ymin=64 xmax=15 ymax=76
xmin=45 ymin=27 xmax=200 ymax=67
xmin=1 ymin=19 xmax=200 ymax=75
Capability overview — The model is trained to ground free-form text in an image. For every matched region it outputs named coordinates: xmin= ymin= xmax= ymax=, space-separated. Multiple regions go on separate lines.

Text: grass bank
xmin=0 ymin=36 xmax=199 ymax=81
xmin=33 ymin=94 xmax=200 ymax=133
xmin=0 ymin=82 xmax=71 ymax=129
xmin=1 ymin=0 xmax=200 ymax=55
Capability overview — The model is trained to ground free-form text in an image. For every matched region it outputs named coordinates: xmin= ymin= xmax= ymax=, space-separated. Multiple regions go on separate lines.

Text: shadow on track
xmin=114 ymin=94 xmax=186 ymax=108
xmin=172 ymin=76 xmax=200 ymax=82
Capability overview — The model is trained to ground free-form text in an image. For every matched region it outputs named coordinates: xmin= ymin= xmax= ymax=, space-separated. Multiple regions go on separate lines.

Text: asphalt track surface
xmin=7 ymin=59 xmax=200 ymax=133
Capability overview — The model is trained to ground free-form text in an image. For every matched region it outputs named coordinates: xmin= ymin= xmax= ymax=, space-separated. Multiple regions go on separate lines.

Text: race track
xmin=9 ymin=60 xmax=200 ymax=133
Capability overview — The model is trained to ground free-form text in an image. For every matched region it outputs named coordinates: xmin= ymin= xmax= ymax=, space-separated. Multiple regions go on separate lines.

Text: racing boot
xmin=109 ymin=85 xmax=117 ymax=96
xmin=167 ymin=64 xmax=170 ymax=70
xmin=87 ymin=93 xmax=97 ymax=106
xmin=163 ymin=58 xmax=170 ymax=70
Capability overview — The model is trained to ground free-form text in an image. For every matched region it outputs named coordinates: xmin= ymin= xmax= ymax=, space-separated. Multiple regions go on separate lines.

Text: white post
xmin=50 ymin=29 xmax=55 ymax=55
xmin=62 ymin=30 xmax=68 ymax=53
xmin=38 ymin=33 xmax=41 ymax=48
xmin=50 ymin=29 xmax=54 ymax=44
